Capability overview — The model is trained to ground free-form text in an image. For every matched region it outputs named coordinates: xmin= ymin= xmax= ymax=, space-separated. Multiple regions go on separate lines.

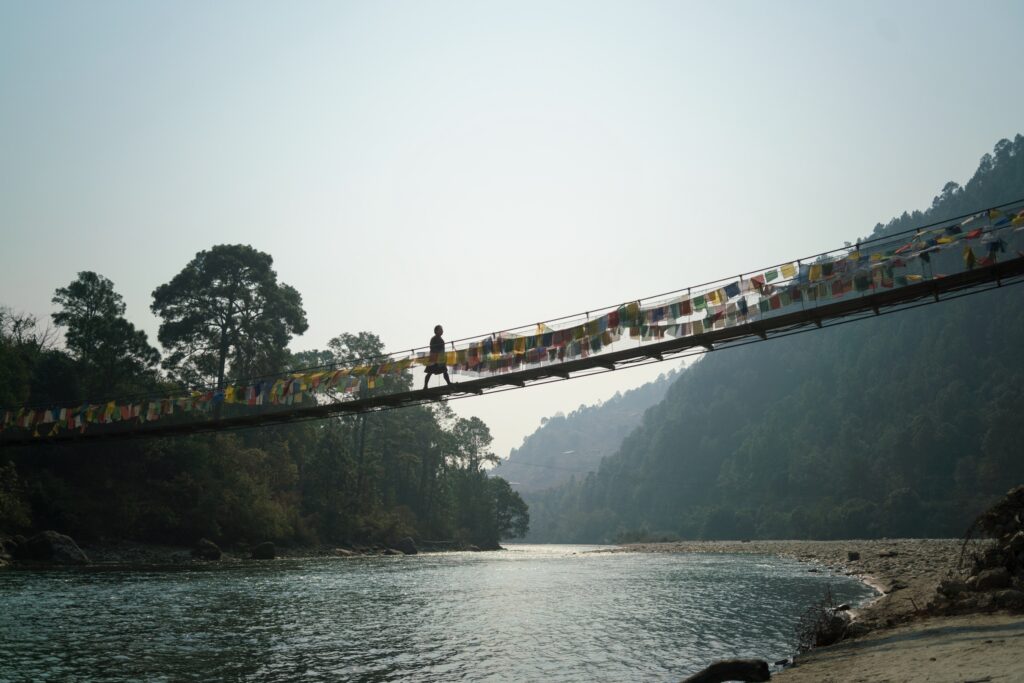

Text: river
xmin=0 ymin=544 xmax=875 ymax=681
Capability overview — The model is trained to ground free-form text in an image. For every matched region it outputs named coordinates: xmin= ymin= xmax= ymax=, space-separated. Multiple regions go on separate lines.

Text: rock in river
xmin=395 ymin=537 xmax=418 ymax=555
xmin=23 ymin=531 xmax=89 ymax=565
xmin=251 ymin=542 xmax=276 ymax=560
xmin=192 ymin=538 xmax=222 ymax=561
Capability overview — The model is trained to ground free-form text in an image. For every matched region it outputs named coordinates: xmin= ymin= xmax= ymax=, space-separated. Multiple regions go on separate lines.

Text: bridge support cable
xmin=3 ymin=201 xmax=1024 ymax=447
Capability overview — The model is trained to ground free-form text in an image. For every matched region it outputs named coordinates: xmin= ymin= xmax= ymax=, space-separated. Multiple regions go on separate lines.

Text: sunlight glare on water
xmin=0 ymin=544 xmax=875 ymax=682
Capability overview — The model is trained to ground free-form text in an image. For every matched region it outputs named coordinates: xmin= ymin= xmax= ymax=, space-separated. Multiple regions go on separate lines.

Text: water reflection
xmin=0 ymin=545 xmax=874 ymax=682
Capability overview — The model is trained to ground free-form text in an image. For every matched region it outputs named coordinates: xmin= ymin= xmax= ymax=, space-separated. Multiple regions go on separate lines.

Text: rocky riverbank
xmin=0 ymin=532 xmax=499 ymax=569
xmin=613 ymin=539 xmax=968 ymax=630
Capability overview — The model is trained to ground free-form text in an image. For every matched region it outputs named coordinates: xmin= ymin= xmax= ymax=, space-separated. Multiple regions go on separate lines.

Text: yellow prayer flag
xmin=780 ymin=263 xmax=797 ymax=279
xmin=809 ymin=264 xmax=822 ymax=281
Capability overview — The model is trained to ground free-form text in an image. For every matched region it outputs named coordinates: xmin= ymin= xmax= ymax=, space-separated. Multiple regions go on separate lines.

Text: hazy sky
xmin=2 ymin=1 xmax=1022 ymax=460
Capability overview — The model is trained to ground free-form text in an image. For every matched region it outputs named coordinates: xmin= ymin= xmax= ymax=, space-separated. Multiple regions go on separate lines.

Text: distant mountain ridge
xmin=492 ymin=368 xmax=681 ymax=493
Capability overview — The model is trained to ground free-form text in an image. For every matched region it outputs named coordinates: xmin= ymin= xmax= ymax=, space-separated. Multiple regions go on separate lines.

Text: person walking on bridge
xmin=424 ymin=324 xmax=453 ymax=389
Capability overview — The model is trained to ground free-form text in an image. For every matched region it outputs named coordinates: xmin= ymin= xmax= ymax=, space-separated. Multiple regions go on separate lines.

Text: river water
xmin=0 ymin=544 xmax=875 ymax=682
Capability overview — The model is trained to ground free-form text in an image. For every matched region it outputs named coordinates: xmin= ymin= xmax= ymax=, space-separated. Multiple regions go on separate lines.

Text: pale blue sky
xmin=2 ymin=1 xmax=1022 ymax=457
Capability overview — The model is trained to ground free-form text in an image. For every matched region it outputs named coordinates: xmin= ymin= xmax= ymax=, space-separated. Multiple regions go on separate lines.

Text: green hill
xmin=492 ymin=368 xmax=680 ymax=493
xmin=526 ymin=135 xmax=1024 ymax=543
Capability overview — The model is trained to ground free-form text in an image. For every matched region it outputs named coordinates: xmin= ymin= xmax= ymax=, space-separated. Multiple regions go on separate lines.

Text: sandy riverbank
xmin=614 ymin=539 xmax=1024 ymax=682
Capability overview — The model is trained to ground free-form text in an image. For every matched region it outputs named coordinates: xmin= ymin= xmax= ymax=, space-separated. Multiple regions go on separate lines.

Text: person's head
xmin=434 ymin=325 xmax=443 ymax=335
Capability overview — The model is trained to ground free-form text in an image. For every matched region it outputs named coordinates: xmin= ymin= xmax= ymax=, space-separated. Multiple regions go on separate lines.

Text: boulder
xmin=382 ymin=548 xmax=401 ymax=555
xmin=191 ymin=538 xmax=222 ymax=561
xmin=992 ymin=589 xmax=1024 ymax=610
xmin=816 ymin=610 xmax=852 ymax=647
xmin=334 ymin=548 xmax=357 ymax=557
xmin=938 ymin=579 xmax=968 ymax=598
xmin=847 ymin=551 xmax=860 ymax=561
xmin=978 ymin=547 xmax=1007 ymax=571
xmin=251 ymin=542 xmax=275 ymax=560
xmin=477 ymin=540 xmax=503 ymax=551
xmin=975 ymin=567 xmax=1012 ymax=591
xmin=23 ymin=531 xmax=89 ymax=565
xmin=1008 ymin=531 xmax=1024 ymax=553
xmin=681 ymin=659 xmax=770 ymax=683
xmin=395 ymin=537 xmax=418 ymax=555
xmin=844 ymin=621 xmax=872 ymax=639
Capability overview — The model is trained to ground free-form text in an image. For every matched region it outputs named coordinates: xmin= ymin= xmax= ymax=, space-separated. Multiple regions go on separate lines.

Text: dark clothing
xmin=429 ymin=334 xmax=445 ymax=356
xmin=424 ymin=333 xmax=451 ymax=387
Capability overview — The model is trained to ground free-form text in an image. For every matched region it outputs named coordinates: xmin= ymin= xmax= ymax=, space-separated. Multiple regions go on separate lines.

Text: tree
xmin=328 ymin=331 xmax=412 ymax=393
xmin=451 ymin=416 xmax=498 ymax=471
xmin=151 ymin=245 xmax=308 ymax=389
xmin=0 ymin=308 xmax=50 ymax=405
xmin=51 ymin=272 xmax=160 ymax=395
xmin=489 ymin=477 xmax=530 ymax=539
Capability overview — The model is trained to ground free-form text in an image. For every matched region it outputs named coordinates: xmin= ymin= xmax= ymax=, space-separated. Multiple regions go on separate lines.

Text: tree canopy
xmin=151 ymin=244 xmax=308 ymax=389
xmin=51 ymin=271 xmax=159 ymax=397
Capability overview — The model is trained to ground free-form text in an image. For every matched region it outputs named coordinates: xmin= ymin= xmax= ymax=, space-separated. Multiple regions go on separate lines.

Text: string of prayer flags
xmin=5 ymin=204 xmax=1023 ymax=441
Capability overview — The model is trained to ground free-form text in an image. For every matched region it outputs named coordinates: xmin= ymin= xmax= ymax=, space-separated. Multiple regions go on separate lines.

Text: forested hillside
xmin=0 ymin=251 xmax=527 ymax=550
xmin=526 ymin=135 xmax=1024 ymax=543
xmin=492 ymin=368 xmax=680 ymax=492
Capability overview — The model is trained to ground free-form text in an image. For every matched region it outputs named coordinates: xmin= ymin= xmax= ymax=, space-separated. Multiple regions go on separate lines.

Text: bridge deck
xmin=4 ymin=253 xmax=1022 ymax=448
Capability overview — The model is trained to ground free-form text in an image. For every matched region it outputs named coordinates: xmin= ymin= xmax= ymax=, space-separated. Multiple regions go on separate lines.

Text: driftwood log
xmin=680 ymin=658 xmax=771 ymax=683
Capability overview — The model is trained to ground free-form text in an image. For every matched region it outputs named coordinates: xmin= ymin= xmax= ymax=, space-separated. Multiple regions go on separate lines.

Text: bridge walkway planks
xmin=3 ymin=254 xmax=1023 ymax=448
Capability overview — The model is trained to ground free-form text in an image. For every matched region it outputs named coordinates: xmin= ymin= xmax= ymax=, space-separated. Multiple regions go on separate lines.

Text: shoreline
xmin=615 ymin=539 xmax=1024 ymax=682
xmin=613 ymin=539 xmax=968 ymax=629
xmin=0 ymin=536 xmax=500 ymax=569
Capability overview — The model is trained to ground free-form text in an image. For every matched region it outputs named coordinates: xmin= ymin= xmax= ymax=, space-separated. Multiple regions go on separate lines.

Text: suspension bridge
xmin=3 ymin=200 xmax=1023 ymax=447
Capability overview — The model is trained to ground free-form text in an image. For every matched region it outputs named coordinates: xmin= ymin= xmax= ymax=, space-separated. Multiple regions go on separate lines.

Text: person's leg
xmin=443 ymin=368 xmax=452 ymax=385
xmin=423 ymin=372 xmax=430 ymax=390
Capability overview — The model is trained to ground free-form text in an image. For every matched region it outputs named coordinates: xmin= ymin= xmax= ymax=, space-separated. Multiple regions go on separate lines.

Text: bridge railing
xmin=3 ymin=201 xmax=1023 ymax=441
